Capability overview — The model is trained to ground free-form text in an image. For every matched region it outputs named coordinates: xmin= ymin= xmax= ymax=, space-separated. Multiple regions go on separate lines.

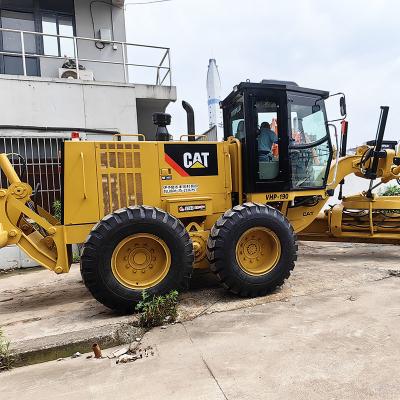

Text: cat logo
xmin=164 ymin=143 xmax=218 ymax=177
xmin=183 ymin=152 xmax=209 ymax=169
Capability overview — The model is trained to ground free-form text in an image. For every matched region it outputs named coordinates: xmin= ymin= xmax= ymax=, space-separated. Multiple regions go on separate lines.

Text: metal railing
xmin=0 ymin=27 xmax=171 ymax=86
xmin=0 ymin=136 xmax=64 ymax=212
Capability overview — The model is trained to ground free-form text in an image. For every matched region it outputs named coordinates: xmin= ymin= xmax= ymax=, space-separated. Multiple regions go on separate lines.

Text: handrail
xmin=0 ymin=27 xmax=172 ymax=86
xmin=326 ymin=123 xmax=339 ymax=187
xmin=0 ymin=27 xmax=170 ymax=50
xmin=113 ymin=134 xmax=146 ymax=141
xmin=80 ymin=152 xmax=87 ymax=199
xmin=227 ymin=137 xmax=243 ymax=204
xmin=179 ymin=134 xmax=207 ymax=141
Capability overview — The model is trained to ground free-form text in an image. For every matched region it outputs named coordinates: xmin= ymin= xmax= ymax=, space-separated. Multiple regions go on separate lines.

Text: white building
xmin=0 ymin=0 xmax=176 ymax=135
xmin=0 ymin=0 xmax=177 ymax=268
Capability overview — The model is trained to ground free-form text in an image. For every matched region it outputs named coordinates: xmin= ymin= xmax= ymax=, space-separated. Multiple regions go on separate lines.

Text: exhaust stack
xmin=182 ymin=100 xmax=195 ymax=141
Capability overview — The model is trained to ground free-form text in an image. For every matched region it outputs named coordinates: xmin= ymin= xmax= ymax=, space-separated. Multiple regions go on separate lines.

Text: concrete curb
xmin=11 ymin=321 xmax=145 ymax=367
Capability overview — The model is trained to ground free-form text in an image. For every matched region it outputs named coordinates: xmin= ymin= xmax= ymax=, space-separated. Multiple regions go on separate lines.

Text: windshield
xmin=291 ymin=106 xmax=327 ymax=145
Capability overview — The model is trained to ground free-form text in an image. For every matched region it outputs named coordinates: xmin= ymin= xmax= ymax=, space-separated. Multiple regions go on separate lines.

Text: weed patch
xmin=136 ymin=290 xmax=179 ymax=328
xmin=0 ymin=328 xmax=13 ymax=371
xmin=53 ymin=200 xmax=62 ymax=222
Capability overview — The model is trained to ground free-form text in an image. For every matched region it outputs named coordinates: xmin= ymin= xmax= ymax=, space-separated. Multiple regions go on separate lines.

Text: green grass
xmin=72 ymin=251 xmax=81 ymax=263
xmin=0 ymin=328 xmax=13 ymax=371
xmin=136 ymin=290 xmax=179 ymax=328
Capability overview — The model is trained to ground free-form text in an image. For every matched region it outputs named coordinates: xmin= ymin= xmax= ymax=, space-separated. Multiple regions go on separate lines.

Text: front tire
xmin=81 ymin=206 xmax=194 ymax=313
xmin=207 ymin=203 xmax=297 ymax=297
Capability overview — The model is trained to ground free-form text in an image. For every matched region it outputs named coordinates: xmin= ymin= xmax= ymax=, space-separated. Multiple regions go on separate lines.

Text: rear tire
xmin=81 ymin=206 xmax=194 ymax=313
xmin=207 ymin=202 xmax=297 ymax=297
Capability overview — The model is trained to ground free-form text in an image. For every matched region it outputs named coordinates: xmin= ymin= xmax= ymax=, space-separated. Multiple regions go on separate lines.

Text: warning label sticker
xmin=178 ymin=204 xmax=206 ymax=213
xmin=162 ymin=184 xmax=199 ymax=194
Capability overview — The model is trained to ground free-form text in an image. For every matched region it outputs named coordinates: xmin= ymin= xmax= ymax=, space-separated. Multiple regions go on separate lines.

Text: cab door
xmin=244 ymin=88 xmax=291 ymax=193
xmin=287 ymin=92 xmax=332 ymax=189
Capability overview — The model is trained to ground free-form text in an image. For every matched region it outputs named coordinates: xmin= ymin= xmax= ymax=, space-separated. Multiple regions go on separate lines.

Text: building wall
xmin=0 ymin=75 xmax=176 ymax=135
xmin=0 ymin=75 xmax=137 ymax=133
xmin=39 ymin=0 xmax=127 ymax=82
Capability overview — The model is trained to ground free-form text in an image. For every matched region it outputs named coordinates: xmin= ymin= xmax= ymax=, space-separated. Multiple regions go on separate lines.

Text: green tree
xmin=380 ymin=184 xmax=400 ymax=196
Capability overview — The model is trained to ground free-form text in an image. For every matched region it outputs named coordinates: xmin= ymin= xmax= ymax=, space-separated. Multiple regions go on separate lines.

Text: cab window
xmin=289 ymin=99 xmax=331 ymax=188
xmin=255 ymin=100 xmax=279 ymax=180
xmin=230 ymin=97 xmax=245 ymax=140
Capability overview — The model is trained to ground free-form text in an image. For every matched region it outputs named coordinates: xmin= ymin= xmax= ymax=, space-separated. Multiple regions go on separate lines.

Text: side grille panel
xmin=97 ymin=142 xmax=143 ymax=217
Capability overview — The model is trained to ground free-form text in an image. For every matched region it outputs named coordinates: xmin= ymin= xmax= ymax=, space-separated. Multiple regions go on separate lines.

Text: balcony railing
xmin=0 ymin=27 xmax=172 ymax=86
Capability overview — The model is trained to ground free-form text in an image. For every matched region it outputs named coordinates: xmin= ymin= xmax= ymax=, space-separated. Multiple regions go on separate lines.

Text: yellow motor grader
xmin=0 ymin=80 xmax=399 ymax=312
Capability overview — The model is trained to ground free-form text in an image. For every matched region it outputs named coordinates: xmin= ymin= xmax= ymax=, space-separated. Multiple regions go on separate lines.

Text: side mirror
xmin=340 ymin=96 xmax=347 ymax=117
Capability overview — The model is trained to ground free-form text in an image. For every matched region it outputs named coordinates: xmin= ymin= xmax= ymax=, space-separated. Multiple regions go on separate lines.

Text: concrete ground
xmin=0 ymin=266 xmax=132 ymax=344
xmin=0 ymin=264 xmax=141 ymax=365
xmin=0 ymin=241 xmax=400 ymax=398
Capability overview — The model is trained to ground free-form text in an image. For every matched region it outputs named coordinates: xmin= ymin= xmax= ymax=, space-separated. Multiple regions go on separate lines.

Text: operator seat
xmin=236 ymin=120 xmax=245 ymax=140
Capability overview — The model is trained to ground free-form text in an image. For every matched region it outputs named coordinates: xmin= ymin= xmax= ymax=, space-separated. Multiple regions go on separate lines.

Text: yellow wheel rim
xmin=235 ymin=227 xmax=281 ymax=276
xmin=111 ymin=233 xmax=171 ymax=289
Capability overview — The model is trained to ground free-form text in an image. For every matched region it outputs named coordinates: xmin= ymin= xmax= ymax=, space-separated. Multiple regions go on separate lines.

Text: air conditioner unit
xmin=58 ymin=68 xmax=94 ymax=81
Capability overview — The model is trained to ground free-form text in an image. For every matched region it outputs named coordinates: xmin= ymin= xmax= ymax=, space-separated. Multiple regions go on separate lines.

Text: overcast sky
xmin=126 ymin=0 xmax=399 ymax=147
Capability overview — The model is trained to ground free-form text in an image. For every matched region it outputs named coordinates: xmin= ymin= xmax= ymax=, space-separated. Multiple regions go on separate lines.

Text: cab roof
xmin=221 ymin=80 xmax=330 ymax=107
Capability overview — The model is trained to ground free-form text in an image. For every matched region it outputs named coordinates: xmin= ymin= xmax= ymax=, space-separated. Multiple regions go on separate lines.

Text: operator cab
xmin=221 ymin=80 xmax=333 ymax=193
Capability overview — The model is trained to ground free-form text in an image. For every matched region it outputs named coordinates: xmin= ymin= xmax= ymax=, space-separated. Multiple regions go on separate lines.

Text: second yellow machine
xmin=0 ymin=80 xmax=399 ymax=312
